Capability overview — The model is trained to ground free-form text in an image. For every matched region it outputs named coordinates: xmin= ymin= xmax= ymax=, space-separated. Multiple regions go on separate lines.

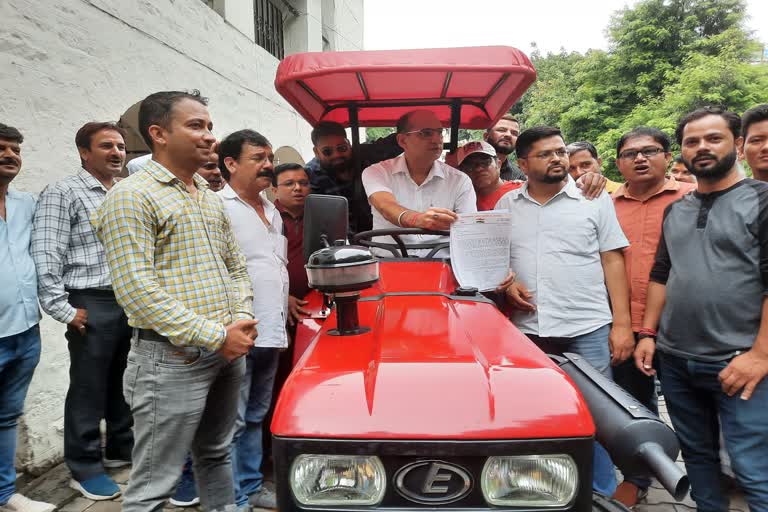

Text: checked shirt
xmin=92 ymin=160 xmax=253 ymax=350
xmin=31 ymin=169 xmax=114 ymax=324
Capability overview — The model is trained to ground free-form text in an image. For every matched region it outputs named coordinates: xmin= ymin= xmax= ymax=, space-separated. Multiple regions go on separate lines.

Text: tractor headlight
xmin=481 ymin=455 xmax=578 ymax=507
xmin=290 ymin=454 xmax=386 ymax=506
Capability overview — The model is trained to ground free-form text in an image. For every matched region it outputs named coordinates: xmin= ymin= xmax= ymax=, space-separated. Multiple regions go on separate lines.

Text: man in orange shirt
xmin=611 ymin=127 xmax=696 ymax=506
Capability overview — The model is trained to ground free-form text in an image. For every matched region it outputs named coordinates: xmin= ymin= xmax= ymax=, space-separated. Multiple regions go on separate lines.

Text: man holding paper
xmin=495 ymin=125 xmax=634 ymax=497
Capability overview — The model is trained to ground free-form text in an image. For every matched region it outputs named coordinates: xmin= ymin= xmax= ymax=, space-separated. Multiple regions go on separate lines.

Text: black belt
xmin=66 ymin=288 xmax=115 ymax=297
xmin=137 ymin=329 xmax=170 ymax=343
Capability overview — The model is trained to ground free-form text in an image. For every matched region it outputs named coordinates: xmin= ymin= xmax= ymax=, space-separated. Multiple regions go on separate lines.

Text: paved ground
xmin=16 ymin=397 xmax=748 ymax=511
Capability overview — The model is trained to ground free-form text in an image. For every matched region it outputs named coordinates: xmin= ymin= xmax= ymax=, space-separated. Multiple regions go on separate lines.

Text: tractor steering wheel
xmin=352 ymin=228 xmax=450 ymax=258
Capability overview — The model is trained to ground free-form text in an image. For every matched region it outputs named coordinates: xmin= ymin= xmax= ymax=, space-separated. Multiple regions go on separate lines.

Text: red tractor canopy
xmin=275 ymin=46 xmax=537 ymax=150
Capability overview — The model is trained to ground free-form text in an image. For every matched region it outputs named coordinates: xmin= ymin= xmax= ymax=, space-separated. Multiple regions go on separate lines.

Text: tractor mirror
xmin=303 ymin=194 xmax=349 ymax=262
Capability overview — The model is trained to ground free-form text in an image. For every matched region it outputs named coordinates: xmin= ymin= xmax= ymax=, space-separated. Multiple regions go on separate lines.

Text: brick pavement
xmin=15 ymin=397 xmax=748 ymax=511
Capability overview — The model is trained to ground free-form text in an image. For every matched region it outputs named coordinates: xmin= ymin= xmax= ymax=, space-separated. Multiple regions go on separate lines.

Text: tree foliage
xmin=516 ymin=0 xmax=766 ymax=181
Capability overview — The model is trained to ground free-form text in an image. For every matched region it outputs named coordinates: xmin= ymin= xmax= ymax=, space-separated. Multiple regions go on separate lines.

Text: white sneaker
xmin=0 ymin=494 xmax=56 ymax=512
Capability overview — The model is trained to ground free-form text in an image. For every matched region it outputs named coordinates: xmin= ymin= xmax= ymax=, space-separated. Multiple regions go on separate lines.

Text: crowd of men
xmin=1 ymin=92 xmax=767 ymax=512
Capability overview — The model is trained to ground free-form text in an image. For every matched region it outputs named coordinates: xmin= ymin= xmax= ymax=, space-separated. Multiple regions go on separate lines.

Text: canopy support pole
xmin=449 ymin=99 xmax=461 ymax=153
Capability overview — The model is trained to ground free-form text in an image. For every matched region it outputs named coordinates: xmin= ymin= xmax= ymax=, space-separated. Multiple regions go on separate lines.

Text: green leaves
xmin=516 ymin=0 xmax=764 ymax=177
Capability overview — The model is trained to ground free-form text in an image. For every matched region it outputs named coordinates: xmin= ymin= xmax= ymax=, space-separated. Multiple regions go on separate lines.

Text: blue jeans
xmin=528 ymin=324 xmax=618 ymax=497
xmin=122 ymin=336 xmax=245 ymax=512
xmin=0 ymin=325 xmax=41 ymax=505
xmin=231 ymin=347 xmax=279 ymax=506
xmin=659 ymin=352 xmax=768 ymax=512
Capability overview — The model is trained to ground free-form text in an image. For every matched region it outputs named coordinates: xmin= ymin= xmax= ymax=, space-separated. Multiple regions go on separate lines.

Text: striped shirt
xmin=92 ymin=160 xmax=253 ymax=350
xmin=31 ymin=169 xmax=114 ymax=324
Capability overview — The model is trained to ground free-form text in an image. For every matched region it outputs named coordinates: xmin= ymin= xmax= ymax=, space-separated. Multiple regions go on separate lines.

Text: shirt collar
xmin=613 ymin=176 xmax=683 ymax=200
xmin=77 ymin=168 xmax=113 ymax=192
xmin=220 ymin=184 xmax=276 ymax=215
xmin=513 ymin=175 xmax=579 ymax=203
xmin=144 ymin=159 xmax=208 ymax=190
xmin=275 ymin=199 xmax=303 ymax=220
xmin=392 ymin=154 xmax=445 ymax=181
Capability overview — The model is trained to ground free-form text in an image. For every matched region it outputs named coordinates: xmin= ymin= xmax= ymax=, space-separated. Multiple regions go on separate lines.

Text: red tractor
xmin=270 ymin=47 xmax=688 ymax=512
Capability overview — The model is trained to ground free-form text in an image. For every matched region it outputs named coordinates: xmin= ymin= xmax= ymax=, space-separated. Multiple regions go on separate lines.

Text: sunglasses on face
xmin=320 ymin=144 xmax=350 ymax=157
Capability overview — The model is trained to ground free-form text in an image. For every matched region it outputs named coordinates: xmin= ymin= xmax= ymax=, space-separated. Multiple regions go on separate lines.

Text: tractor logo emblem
xmin=394 ymin=460 xmax=472 ymax=504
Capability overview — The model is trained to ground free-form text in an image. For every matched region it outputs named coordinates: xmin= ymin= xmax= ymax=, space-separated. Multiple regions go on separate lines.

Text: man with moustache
xmin=457 ymin=141 xmax=523 ymax=210
xmin=197 ymin=153 xmax=225 ymax=191
xmin=483 ymin=114 xmax=526 ymax=181
xmin=497 ymin=126 xmax=633 ymax=496
xmin=669 ymin=156 xmax=696 ymax=184
xmin=94 ymin=91 xmax=257 ymax=512
xmin=635 ymin=107 xmax=768 ymax=511
xmin=218 ymin=129 xmax=286 ymax=510
xmin=31 ymin=122 xmax=134 ymax=500
xmin=0 ymin=123 xmax=55 ymax=512
xmin=610 ymin=127 xmax=696 ymax=507
xmin=307 ymin=121 xmax=402 ymax=233
xmin=741 ymin=104 xmax=768 ymax=182
xmin=566 ymin=141 xmax=622 ymax=193
xmin=363 ymin=110 xmax=476 ymax=256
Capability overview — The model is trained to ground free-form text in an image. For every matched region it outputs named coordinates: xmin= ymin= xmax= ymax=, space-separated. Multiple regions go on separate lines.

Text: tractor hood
xmin=272 ymin=292 xmax=594 ymax=440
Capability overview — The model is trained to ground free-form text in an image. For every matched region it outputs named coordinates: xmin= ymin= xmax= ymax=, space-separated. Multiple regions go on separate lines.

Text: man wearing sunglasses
xmin=306 ymin=121 xmax=402 ymax=233
xmin=362 ymin=110 xmax=476 ymax=256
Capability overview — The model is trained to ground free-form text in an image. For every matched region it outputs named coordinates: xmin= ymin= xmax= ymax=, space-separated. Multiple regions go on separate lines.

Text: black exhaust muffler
xmin=556 ymin=353 xmax=689 ymax=501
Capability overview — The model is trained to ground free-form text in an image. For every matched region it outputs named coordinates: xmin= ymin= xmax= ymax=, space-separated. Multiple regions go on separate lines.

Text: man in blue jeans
xmin=498 ymin=126 xmax=635 ymax=496
xmin=0 ymin=123 xmax=54 ymax=512
xmin=636 ymin=107 xmax=768 ymax=511
xmin=219 ymin=130 xmax=289 ymax=509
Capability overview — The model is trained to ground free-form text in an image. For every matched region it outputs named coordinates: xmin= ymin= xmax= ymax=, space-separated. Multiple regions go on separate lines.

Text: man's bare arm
xmin=601 ymin=249 xmax=634 ymax=364
xmin=634 ymin=281 xmax=667 ymax=376
xmin=368 ymin=191 xmax=457 ymax=230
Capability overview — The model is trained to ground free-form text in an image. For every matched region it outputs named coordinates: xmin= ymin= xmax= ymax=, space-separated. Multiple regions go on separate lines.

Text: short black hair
xmin=515 ymin=126 xmax=563 ymax=159
xmin=672 ymin=155 xmax=684 ymax=164
xmin=675 ymin=107 xmax=741 ymax=145
xmin=75 ymin=122 xmax=127 ymax=166
xmin=272 ymin=162 xmax=307 ymax=186
xmin=218 ymin=129 xmax=271 ymax=180
xmin=616 ymin=127 xmax=671 ymax=157
xmin=0 ymin=123 xmax=23 ymax=143
xmin=742 ymin=104 xmax=768 ymax=139
xmin=566 ymin=141 xmax=598 ymax=159
xmin=138 ymin=90 xmax=208 ymax=150
xmin=311 ymin=121 xmax=347 ymax=146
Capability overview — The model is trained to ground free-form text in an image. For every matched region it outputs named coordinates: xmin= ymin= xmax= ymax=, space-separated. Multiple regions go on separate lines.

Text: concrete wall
xmin=0 ymin=0 xmax=362 ymax=474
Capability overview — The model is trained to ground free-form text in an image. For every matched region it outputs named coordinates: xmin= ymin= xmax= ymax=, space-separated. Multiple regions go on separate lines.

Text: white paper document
xmin=450 ymin=212 xmax=512 ymax=292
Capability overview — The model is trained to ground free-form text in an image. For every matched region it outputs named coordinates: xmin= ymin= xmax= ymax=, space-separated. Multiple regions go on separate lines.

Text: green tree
xmin=517 ymin=0 xmax=761 ymax=180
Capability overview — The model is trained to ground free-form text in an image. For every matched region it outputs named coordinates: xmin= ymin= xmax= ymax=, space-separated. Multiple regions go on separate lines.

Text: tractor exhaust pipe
xmin=556 ymin=353 xmax=689 ymax=501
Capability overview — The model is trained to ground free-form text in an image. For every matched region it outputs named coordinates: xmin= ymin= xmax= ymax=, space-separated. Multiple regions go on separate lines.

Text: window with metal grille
xmin=254 ymin=0 xmax=284 ymax=59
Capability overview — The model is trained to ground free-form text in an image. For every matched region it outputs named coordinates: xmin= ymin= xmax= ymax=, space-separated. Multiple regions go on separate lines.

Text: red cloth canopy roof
xmin=275 ymin=46 xmax=537 ymax=129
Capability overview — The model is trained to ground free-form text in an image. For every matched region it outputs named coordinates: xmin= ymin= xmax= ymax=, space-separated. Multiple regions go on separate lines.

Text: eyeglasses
xmin=319 ymin=144 xmax=350 ymax=157
xmin=277 ymin=180 xmax=310 ymax=189
xmin=524 ymin=149 xmax=568 ymax=160
xmin=618 ymin=147 xmax=665 ymax=160
xmin=460 ymin=156 xmax=495 ymax=172
xmin=404 ymin=128 xmax=445 ymax=139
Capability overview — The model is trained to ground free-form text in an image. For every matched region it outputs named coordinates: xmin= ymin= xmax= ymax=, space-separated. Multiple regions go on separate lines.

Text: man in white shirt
xmin=362 ymin=110 xmax=476 ymax=255
xmin=496 ymin=125 xmax=634 ymax=497
xmin=218 ymin=129 xmax=287 ymax=510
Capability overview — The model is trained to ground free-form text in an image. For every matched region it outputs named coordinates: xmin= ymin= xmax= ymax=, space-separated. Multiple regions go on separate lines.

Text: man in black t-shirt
xmin=635 ymin=108 xmax=768 ymax=511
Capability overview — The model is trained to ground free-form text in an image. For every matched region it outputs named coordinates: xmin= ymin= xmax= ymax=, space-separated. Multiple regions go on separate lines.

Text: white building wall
xmin=0 ymin=0 xmax=362 ymax=474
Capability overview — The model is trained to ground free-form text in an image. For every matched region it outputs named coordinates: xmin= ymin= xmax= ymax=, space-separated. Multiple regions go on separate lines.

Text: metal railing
xmin=254 ymin=0 xmax=284 ymax=59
